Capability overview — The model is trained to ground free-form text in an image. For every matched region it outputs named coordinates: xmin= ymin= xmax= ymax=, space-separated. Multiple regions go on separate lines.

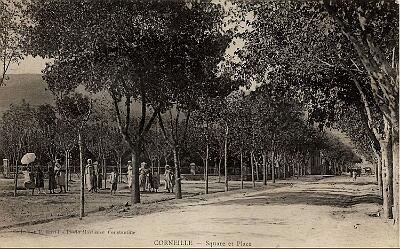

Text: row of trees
xmin=0 ymin=85 xmax=360 ymax=193
xmin=0 ymin=0 xmax=397 ymax=227
xmin=0 ymin=97 xmax=126 ymax=173
xmin=187 ymin=85 xmax=361 ymax=192
xmin=230 ymin=0 xmax=398 ymax=226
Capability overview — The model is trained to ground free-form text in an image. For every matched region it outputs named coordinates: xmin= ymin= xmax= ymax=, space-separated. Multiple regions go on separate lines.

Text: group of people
xmin=85 ymin=159 xmax=102 ymax=193
xmin=23 ymin=158 xmax=177 ymax=196
xmin=85 ymin=159 xmax=118 ymax=195
xmin=23 ymin=159 xmax=66 ymax=195
xmin=127 ymin=161 xmax=175 ymax=193
xmin=138 ymin=162 xmax=160 ymax=192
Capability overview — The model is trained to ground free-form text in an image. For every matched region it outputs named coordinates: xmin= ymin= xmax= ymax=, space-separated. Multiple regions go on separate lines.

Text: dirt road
xmin=0 ymin=175 xmax=398 ymax=247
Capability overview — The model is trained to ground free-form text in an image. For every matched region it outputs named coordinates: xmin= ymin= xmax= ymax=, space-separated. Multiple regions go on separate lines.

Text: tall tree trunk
xmin=214 ymin=160 xmax=217 ymax=179
xmin=277 ymin=159 xmax=281 ymax=180
xmin=205 ymin=143 xmax=209 ymax=194
xmin=218 ymin=155 xmax=222 ymax=183
xmin=297 ymin=161 xmax=300 ymax=179
xmin=282 ymin=154 xmax=286 ymax=180
xmin=224 ymin=124 xmax=229 ymax=192
xmin=157 ymin=157 xmax=161 ymax=174
xmin=79 ymin=133 xmax=84 ymax=219
xmin=272 ymin=150 xmax=276 ymax=183
xmin=262 ymin=151 xmax=267 ymax=185
xmin=251 ymin=151 xmax=255 ymax=188
xmin=391 ymin=125 xmax=399 ymax=227
xmin=65 ymin=150 xmax=69 ymax=191
xmin=103 ymin=156 xmax=107 ymax=190
xmin=13 ymin=161 xmax=18 ymax=197
xmin=292 ymin=157 xmax=295 ymax=179
xmin=173 ymin=147 xmax=182 ymax=199
xmin=131 ymin=147 xmax=141 ymax=204
xmin=240 ymin=150 xmax=243 ymax=189
xmin=256 ymin=158 xmax=260 ymax=181
xmin=118 ymin=156 xmax=122 ymax=183
xmin=381 ymin=121 xmax=394 ymax=219
xmin=375 ymin=154 xmax=383 ymax=197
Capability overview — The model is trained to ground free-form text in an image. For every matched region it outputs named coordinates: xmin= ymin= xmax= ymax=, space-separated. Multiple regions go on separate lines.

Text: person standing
xmin=48 ymin=166 xmax=57 ymax=194
xmin=110 ymin=167 xmax=118 ymax=195
xmin=54 ymin=159 xmax=66 ymax=193
xmin=93 ymin=161 xmax=99 ymax=192
xmin=352 ymin=169 xmax=357 ymax=182
xmin=85 ymin=159 xmax=94 ymax=192
xmin=35 ymin=165 xmax=45 ymax=194
xmin=152 ymin=172 xmax=160 ymax=193
xmin=164 ymin=165 xmax=173 ymax=193
xmin=147 ymin=169 xmax=154 ymax=192
xmin=23 ymin=166 xmax=35 ymax=195
xmin=127 ymin=161 xmax=133 ymax=189
xmin=139 ymin=165 xmax=146 ymax=192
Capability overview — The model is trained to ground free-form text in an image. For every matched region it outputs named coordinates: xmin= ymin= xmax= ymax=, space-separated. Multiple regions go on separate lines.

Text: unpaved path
xmin=0 ymin=176 xmax=398 ymax=248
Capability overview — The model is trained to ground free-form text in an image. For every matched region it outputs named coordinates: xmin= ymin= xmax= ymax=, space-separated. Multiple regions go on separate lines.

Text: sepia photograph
xmin=0 ymin=0 xmax=399 ymax=247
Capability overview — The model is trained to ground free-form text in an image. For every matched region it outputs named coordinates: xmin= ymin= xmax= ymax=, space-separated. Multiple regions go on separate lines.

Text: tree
xmin=321 ymin=0 xmax=399 ymax=226
xmin=35 ymin=104 xmax=58 ymax=166
xmin=0 ymin=0 xmax=25 ymax=86
xmin=56 ymin=93 xmax=92 ymax=218
xmin=26 ymin=0 xmax=238 ymax=203
xmin=231 ymin=0 xmax=398 ymax=224
xmin=188 ymin=97 xmax=223 ymax=194
xmin=0 ymin=100 xmax=38 ymax=196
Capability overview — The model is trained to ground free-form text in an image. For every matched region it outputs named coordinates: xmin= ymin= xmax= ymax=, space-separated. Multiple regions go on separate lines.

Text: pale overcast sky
xmin=9 ymin=55 xmax=49 ymax=74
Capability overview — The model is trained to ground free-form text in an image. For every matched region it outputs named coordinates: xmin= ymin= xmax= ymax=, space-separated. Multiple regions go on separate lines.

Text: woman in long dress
xmin=164 ymin=165 xmax=173 ymax=193
xmin=92 ymin=161 xmax=99 ymax=192
xmin=139 ymin=167 xmax=146 ymax=191
xmin=85 ymin=159 xmax=94 ymax=192
xmin=147 ymin=170 xmax=154 ymax=192
xmin=152 ymin=172 xmax=160 ymax=192
xmin=48 ymin=166 xmax=57 ymax=194
xmin=127 ymin=161 xmax=133 ymax=189
xmin=23 ymin=166 xmax=35 ymax=195
xmin=54 ymin=159 xmax=66 ymax=193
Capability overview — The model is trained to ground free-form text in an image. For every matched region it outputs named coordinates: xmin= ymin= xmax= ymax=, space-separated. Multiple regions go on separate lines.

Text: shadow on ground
xmin=214 ymin=191 xmax=382 ymax=208
xmin=324 ymin=181 xmax=377 ymax=186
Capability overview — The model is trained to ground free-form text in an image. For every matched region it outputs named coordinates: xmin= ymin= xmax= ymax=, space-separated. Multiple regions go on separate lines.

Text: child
xmin=23 ymin=166 xmax=35 ymax=195
xmin=110 ymin=167 xmax=118 ymax=195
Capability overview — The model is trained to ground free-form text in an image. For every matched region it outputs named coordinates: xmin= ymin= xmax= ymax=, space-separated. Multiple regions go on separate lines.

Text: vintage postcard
xmin=0 ymin=0 xmax=399 ymax=248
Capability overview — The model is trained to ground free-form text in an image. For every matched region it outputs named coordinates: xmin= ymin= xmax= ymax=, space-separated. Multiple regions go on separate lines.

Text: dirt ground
xmin=0 ymin=174 xmax=398 ymax=248
xmin=0 ymin=175 xmax=280 ymax=229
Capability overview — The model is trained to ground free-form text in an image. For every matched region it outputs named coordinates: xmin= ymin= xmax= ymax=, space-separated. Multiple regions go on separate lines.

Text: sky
xmin=9 ymin=55 xmax=49 ymax=74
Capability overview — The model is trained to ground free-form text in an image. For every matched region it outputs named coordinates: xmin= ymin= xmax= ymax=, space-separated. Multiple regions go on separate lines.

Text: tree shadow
xmin=325 ymin=181 xmax=377 ymax=186
xmin=214 ymin=191 xmax=382 ymax=208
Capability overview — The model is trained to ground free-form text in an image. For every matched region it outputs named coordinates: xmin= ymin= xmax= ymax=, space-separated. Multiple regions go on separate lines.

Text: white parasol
xmin=21 ymin=153 xmax=36 ymax=165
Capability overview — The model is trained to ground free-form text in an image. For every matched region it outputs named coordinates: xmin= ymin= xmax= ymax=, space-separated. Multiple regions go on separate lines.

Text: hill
xmin=0 ymin=74 xmax=144 ymax=117
xmin=0 ymin=74 xmax=55 ymax=116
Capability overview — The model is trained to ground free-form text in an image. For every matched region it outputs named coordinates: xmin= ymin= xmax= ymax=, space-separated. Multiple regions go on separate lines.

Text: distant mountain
xmin=0 ymin=74 xmax=144 ymax=117
xmin=0 ymin=74 xmax=55 ymax=115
